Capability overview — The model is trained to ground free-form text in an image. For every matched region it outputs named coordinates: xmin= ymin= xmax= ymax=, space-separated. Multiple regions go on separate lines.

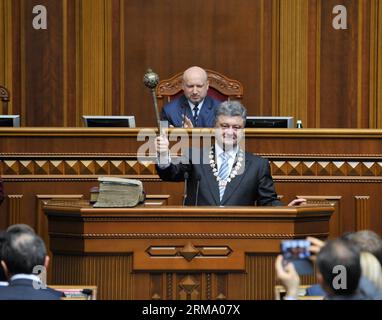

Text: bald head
xmin=183 ymin=66 xmax=208 ymax=82
xmin=182 ymin=66 xmax=209 ymax=104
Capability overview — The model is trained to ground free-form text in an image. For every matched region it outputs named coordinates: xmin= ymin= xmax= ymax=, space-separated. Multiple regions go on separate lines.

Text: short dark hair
xmin=1 ymin=232 xmax=47 ymax=275
xmin=343 ymin=230 xmax=382 ymax=266
xmin=215 ymin=101 xmax=247 ymax=126
xmin=317 ymin=238 xmax=361 ymax=296
xmin=6 ymin=224 xmax=35 ymax=235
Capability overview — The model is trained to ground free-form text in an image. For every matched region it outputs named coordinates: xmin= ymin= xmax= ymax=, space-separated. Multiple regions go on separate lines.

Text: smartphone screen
xmin=281 ymin=240 xmax=313 ymax=275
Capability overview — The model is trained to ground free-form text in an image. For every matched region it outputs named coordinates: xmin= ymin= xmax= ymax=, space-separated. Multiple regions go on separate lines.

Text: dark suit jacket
xmin=306 ymin=278 xmax=382 ymax=300
xmin=161 ymin=95 xmax=221 ymax=128
xmin=156 ymin=149 xmax=283 ymax=206
xmin=0 ymin=278 xmax=65 ymax=300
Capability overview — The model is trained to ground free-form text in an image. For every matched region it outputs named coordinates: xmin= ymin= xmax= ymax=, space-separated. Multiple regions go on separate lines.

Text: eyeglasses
xmin=217 ymin=124 xmax=243 ymax=131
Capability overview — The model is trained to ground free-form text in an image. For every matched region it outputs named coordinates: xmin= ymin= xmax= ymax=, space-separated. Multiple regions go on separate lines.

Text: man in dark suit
xmin=0 ymin=228 xmax=64 ymax=300
xmin=156 ymin=100 xmax=305 ymax=206
xmin=161 ymin=66 xmax=221 ymax=128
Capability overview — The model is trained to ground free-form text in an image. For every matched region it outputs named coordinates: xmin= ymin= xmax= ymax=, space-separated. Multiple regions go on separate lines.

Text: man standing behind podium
xmin=161 ymin=66 xmax=221 ymax=128
xmin=156 ymin=100 xmax=305 ymax=206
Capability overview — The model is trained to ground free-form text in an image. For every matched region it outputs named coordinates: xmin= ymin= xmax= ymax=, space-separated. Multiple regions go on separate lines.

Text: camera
xmin=280 ymin=239 xmax=313 ymax=275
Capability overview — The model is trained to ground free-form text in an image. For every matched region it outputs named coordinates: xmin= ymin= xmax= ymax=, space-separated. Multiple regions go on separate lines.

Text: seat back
xmin=155 ymin=69 xmax=243 ymax=108
xmin=274 ymin=285 xmax=324 ymax=300
xmin=50 ymin=285 xmax=97 ymax=300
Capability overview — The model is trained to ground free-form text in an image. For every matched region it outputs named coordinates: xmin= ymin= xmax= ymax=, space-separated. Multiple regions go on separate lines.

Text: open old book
xmin=93 ymin=177 xmax=145 ymax=208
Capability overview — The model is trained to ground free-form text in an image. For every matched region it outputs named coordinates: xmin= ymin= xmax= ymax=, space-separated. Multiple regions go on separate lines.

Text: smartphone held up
xmin=280 ymin=239 xmax=314 ymax=275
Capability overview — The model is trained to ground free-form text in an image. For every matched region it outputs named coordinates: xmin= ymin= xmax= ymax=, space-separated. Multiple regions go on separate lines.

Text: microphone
xmin=195 ymin=174 xmax=201 ymax=206
xmin=182 ymin=172 xmax=189 ymax=206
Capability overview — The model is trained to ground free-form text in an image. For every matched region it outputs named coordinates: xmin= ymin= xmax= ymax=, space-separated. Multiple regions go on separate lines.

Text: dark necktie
xmin=192 ymin=104 xmax=199 ymax=124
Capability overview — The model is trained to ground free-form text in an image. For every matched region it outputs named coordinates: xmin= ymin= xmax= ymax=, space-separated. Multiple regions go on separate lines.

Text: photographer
xmin=275 ymin=236 xmax=382 ymax=300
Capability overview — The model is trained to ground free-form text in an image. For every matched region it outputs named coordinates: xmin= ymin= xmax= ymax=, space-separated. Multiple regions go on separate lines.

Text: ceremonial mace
xmin=143 ymin=69 xmax=161 ymax=132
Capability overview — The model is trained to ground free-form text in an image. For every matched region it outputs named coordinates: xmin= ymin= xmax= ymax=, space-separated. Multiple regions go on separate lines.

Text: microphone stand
xmin=182 ymin=172 xmax=189 ymax=206
xmin=195 ymin=175 xmax=201 ymax=206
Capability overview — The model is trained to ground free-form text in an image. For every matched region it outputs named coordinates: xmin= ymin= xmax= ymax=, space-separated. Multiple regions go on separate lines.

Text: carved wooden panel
xmin=36 ymin=194 xmax=84 ymax=248
xmin=1 ymin=130 xmax=382 ymax=239
xmin=2 ymin=156 xmax=382 ymax=179
xmin=355 ymin=196 xmax=371 ymax=230
xmin=7 ymin=195 xmax=23 ymax=225
xmin=297 ymin=196 xmax=342 ymax=238
xmin=147 ymin=272 xmax=230 ymax=300
xmin=52 ymin=254 xmax=133 ymax=300
xmin=245 ymin=254 xmax=317 ymax=300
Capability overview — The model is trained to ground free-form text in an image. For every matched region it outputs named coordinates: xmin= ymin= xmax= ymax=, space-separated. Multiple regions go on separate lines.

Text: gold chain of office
xmin=209 ymin=147 xmax=244 ymax=187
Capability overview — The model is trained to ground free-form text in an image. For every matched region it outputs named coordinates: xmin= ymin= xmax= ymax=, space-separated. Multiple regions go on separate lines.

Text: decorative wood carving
xmin=355 ymin=196 xmax=371 ymax=230
xmin=2 ymin=157 xmax=382 ymax=180
xmin=156 ymin=69 xmax=243 ymax=100
xmin=52 ymin=254 xmax=133 ymax=300
xmin=146 ymin=244 xmax=232 ymax=261
xmin=45 ymin=204 xmax=332 ymax=299
xmin=179 ymin=275 xmax=200 ymax=300
xmin=0 ymin=86 xmax=10 ymax=102
xmin=7 ymin=195 xmax=23 ymax=225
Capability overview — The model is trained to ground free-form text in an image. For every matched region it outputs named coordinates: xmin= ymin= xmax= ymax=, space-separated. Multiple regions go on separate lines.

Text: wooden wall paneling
xmin=355 ymin=195 xmax=371 ymax=230
xmin=370 ymin=0 xmax=377 ymax=128
xmin=111 ymin=0 xmax=123 ymax=115
xmin=62 ymin=0 xmax=77 ymax=126
xmin=246 ymin=254 xmax=317 ymax=300
xmin=307 ymin=0 xmax=320 ymax=128
xmin=52 ymin=254 xmax=133 ymax=300
xmin=63 ymin=0 xmax=68 ymax=126
xmin=11 ymin=0 xmax=21 ymax=117
xmin=260 ymin=0 xmax=272 ymax=116
xmin=296 ymin=195 xmax=342 ymax=238
xmin=104 ymin=0 xmax=112 ymax=117
xmin=44 ymin=204 xmax=333 ymax=300
xmin=149 ymin=273 xmax=163 ymax=300
xmin=214 ymin=273 xmax=228 ymax=300
xmin=0 ymin=0 xmax=13 ymax=114
xmin=1 ymin=129 xmax=382 ymax=240
xmin=23 ymin=0 xmax=64 ymax=126
xmin=153 ymin=272 xmax=228 ymax=300
xmin=35 ymin=194 xmax=83 ymax=247
xmin=7 ymin=194 xmax=23 ymax=225
xmin=279 ymin=0 xmax=308 ymax=124
xmin=357 ymin=0 xmax=371 ymax=128
xmin=2 ymin=1 xmax=382 ymax=128
xmin=36 ymin=194 xmax=83 ymax=284
xmin=124 ymin=0 xmax=269 ymax=127
xmin=75 ymin=0 xmax=82 ymax=126
xmin=320 ymin=0 xmax=358 ymax=128
xmin=369 ymin=0 xmax=382 ymax=128
xmin=79 ymin=0 xmax=112 ymax=118
xmin=271 ymin=0 xmax=280 ymax=116
xmin=0 ymin=0 xmax=5 ymax=84
xmin=378 ymin=1 xmax=382 ymax=128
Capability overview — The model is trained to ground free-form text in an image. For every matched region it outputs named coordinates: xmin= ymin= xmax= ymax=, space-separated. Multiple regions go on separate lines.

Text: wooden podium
xmin=44 ymin=201 xmax=333 ymax=300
